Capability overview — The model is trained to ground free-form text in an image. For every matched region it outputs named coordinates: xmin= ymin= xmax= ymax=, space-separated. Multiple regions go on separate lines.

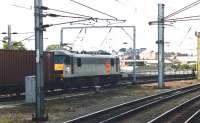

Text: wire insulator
xmin=47 ymin=13 xmax=60 ymax=17
xmin=42 ymin=24 xmax=53 ymax=28
xmin=41 ymin=6 xmax=49 ymax=10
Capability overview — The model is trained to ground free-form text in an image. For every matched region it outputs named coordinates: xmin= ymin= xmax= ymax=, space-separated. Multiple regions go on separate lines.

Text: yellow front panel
xmin=54 ymin=64 xmax=64 ymax=71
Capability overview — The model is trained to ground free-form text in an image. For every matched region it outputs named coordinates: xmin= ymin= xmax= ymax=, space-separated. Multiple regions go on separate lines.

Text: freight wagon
xmin=0 ymin=49 xmax=54 ymax=94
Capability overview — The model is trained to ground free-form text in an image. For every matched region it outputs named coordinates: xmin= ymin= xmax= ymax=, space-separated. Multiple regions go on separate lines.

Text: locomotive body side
xmin=53 ymin=50 xmax=120 ymax=87
xmin=66 ymin=54 xmax=120 ymax=77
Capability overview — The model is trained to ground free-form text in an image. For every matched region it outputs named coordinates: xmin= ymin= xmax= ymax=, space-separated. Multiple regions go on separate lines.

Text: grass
xmin=0 ymin=116 xmax=12 ymax=123
xmin=0 ymin=114 xmax=33 ymax=123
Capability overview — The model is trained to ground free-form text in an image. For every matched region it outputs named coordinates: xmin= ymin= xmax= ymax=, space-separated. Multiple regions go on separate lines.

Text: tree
xmin=119 ymin=48 xmax=126 ymax=52
xmin=191 ymin=64 xmax=196 ymax=71
xmin=46 ymin=44 xmax=60 ymax=51
xmin=97 ymin=50 xmax=111 ymax=55
xmin=3 ymin=41 xmax=26 ymax=50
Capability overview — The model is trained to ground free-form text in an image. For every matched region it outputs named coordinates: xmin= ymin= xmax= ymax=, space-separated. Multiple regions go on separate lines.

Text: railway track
xmin=63 ymin=83 xmax=200 ymax=123
xmin=0 ymin=74 xmax=194 ymax=103
xmin=149 ymin=94 xmax=200 ymax=123
xmin=0 ymin=74 xmax=194 ymax=102
xmin=127 ymin=74 xmax=195 ymax=83
xmin=0 ymin=88 xmax=91 ymax=102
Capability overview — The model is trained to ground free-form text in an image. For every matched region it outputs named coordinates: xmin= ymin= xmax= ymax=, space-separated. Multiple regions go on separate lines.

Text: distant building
xmin=139 ymin=49 xmax=156 ymax=60
xmin=119 ymin=48 xmax=197 ymax=66
xmin=118 ymin=48 xmax=146 ymax=60
xmin=175 ymin=56 xmax=197 ymax=65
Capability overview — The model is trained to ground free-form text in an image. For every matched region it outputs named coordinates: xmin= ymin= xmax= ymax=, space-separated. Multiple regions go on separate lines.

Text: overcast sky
xmin=0 ymin=0 xmax=199 ymax=54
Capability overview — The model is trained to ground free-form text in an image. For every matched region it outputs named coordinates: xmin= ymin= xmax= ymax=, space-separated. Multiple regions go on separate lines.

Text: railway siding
xmin=117 ymin=82 xmax=200 ymax=123
xmin=0 ymin=80 xmax=198 ymax=123
xmin=148 ymin=94 xmax=200 ymax=123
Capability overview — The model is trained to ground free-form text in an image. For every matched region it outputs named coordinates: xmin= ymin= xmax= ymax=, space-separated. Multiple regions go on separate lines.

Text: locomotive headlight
xmin=65 ymin=66 xmax=71 ymax=73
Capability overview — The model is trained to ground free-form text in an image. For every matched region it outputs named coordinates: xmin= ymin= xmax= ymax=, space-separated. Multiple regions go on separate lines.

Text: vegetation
xmin=119 ymin=48 xmax=126 ymax=52
xmin=0 ymin=115 xmax=33 ymax=123
xmin=46 ymin=44 xmax=111 ymax=55
xmin=97 ymin=50 xmax=111 ymax=55
xmin=191 ymin=64 xmax=196 ymax=70
xmin=180 ymin=64 xmax=190 ymax=69
xmin=172 ymin=63 xmax=196 ymax=71
xmin=80 ymin=50 xmax=111 ymax=55
xmin=3 ymin=41 xmax=26 ymax=50
xmin=46 ymin=44 xmax=60 ymax=51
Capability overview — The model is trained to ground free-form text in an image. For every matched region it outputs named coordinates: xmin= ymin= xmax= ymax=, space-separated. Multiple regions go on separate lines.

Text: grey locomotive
xmin=53 ymin=50 xmax=121 ymax=88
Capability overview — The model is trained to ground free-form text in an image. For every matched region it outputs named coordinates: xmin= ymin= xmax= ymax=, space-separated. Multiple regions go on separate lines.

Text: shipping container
xmin=0 ymin=49 xmax=54 ymax=93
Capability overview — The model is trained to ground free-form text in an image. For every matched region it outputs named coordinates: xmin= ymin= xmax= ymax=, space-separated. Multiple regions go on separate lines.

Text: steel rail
xmin=184 ymin=108 xmax=200 ymax=123
xmin=148 ymin=95 xmax=200 ymax=123
xmin=63 ymin=83 xmax=200 ymax=123
xmin=123 ymin=74 xmax=195 ymax=82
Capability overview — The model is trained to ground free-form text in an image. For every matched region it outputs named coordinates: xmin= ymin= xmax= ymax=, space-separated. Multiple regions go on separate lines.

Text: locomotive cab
xmin=54 ymin=52 xmax=73 ymax=80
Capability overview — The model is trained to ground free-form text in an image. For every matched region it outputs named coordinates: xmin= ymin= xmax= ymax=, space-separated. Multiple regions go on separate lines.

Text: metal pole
xmin=196 ymin=32 xmax=200 ymax=80
xmin=33 ymin=0 xmax=47 ymax=121
xmin=60 ymin=28 xmax=63 ymax=48
xmin=8 ymin=25 xmax=12 ymax=49
xmin=158 ymin=4 xmax=165 ymax=88
xmin=133 ymin=27 xmax=136 ymax=83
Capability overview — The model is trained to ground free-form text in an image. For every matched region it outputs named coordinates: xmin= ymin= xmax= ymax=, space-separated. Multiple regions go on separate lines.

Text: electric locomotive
xmin=53 ymin=50 xmax=121 ymax=88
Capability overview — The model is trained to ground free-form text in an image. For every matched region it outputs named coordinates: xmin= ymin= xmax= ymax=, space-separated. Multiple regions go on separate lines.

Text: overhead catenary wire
xmin=18 ymin=35 xmax=35 ymax=42
xmin=41 ymin=6 xmax=125 ymax=21
xmin=100 ymin=28 xmax=112 ymax=46
xmin=73 ymin=28 xmax=83 ymax=43
xmin=173 ymin=27 xmax=193 ymax=54
xmin=166 ymin=15 xmax=200 ymax=21
xmin=42 ymin=7 xmax=125 ymax=28
xmin=165 ymin=18 xmax=200 ymax=23
xmin=1 ymin=32 xmax=34 ymax=34
xmin=41 ymin=3 xmax=126 ymax=29
xmin=149 ymin=14 xmax=200 ymax=25
xmin=70 ymin=0 xmax=118 ymax=20
xmin=41 ymin=6 xmax=92 ymax=18
xmin=13 ymin=32 xmax=34 ymax=34
xmin=149 ymin=0 xmax=200 ymax=25
xmin=165 ymin=0 xmax=200 ymax=19
xmin=43 ymin=18 xmax=92 ymax=28
xmin=121 ymin=27 xmax=133 ymax=40
xmin=70 ymin=22 xmax=95 ymax=26
xmin=43 ymin=15 xmax=125 ymax=28
xmin=10 ymin=4 xmax=32 ymax=10
xmin=44 ymin=12 xmax=126 ymax=22
xmin=178 ymin=26 xmax=192 ymax=46
xmin=1 ymin=35 xmax=35 ymax=46
xmin=44 ymin=12 xmax=88 ymax=19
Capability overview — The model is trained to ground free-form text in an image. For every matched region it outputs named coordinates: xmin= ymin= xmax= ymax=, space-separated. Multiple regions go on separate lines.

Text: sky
xmin=0 ymin=0 xmax=200 ymax=54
